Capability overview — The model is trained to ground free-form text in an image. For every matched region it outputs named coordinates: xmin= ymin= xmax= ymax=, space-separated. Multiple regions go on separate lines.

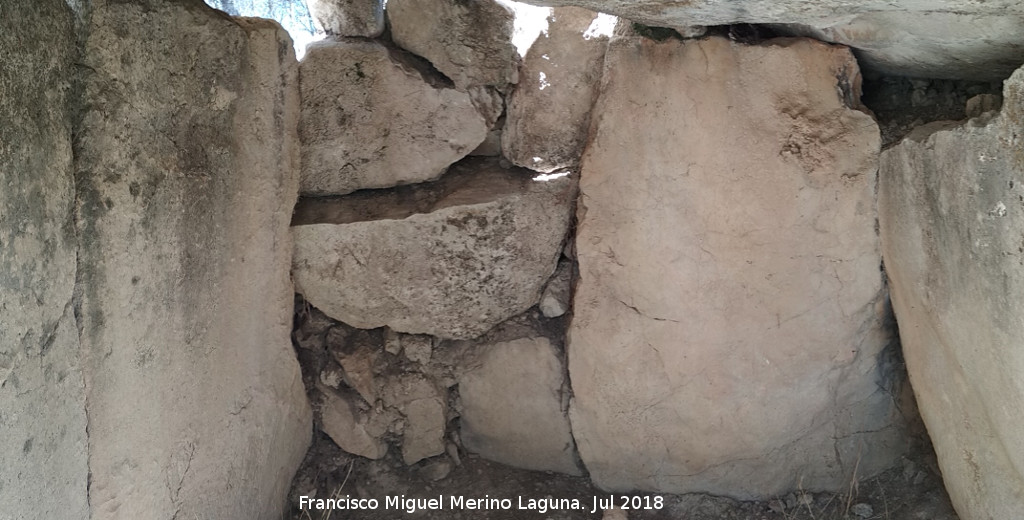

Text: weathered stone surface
xmin=307 ymin=0 xmax=384 ymax=37
xmin=330 ymin=340 xmax=378 ymax=404
xmin=388 ymin=0 xmax=519 ymax=89
xmin=460 ymin=337 xmax=581 ymax=475
xmin=76 ymin=3 xmax=311 ymax=519
xmin=383 ymin=374 xmax=447 ymax=464
xmin=878 ymin=67 xmax=1024 ymax=519
xmin=0 ymin=2 xmax=88 ymax=516
xmin=503 ymin=7 xmax=608 ymax=172
xmin=293 ymin=158 xmax=576 ymax=339
xmin=569 ymin=36 xmax=906 ymax=499
xmin=402 ymin=335 xmax=434 ymax=365
xmin=320 ymin=387 xmax=388 ymax=459
xmin=965 ymin=93 xmax=1002 ymax=118
xmin=539 ymin=258 xmax=573 ymax=318
xmin=300 ymin=40 xmax=489 ymax=196
xmin=517 ymin=0 xmax=1024 ymax=80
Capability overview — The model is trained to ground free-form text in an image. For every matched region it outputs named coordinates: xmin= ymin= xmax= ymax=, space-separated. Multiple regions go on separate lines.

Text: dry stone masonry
xmin=5 ymin=0 xmax=1024 ymax=517
xmin=879 ymin=66 xmax=1024 ymax=518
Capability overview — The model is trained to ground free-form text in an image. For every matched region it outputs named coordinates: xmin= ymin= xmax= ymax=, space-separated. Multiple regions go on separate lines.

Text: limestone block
xmin=292 ymin=158 xmax=576 ymax=339
xmin=460 ymin=337 xmax=581 ymax=475
xmin=878 ymin=66 xmax=1024 ymax=519
xmin=300 ymin=40 xmax=489 ymax=195
xmin=0 ymin=4 xmax=87 ymax=516
xmin=516 ymin=0 xmax=1024 ymax=80
xmin=307 ymin=0 xmax=384 ymax=37
xmin=388 ymin=0 xmax=519 ymax=89
xmin=539 ymin=258 xmax=573 ymax=318
xmin=569 ymin=36 xmax=906 ymax=499
xmin=503 ymin=7 xmax=609 ymax=172
xmin=320 ymin=387 xmax=388 ymax=459
xmin=75 ymin=3 xmax=311 ymax=519
xmin=383 ymin=374 xmax=447 ymax=464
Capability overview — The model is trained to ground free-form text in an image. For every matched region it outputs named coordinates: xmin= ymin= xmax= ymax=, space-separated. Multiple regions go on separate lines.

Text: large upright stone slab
xmin=388 ymin=0 xmax=519 ymax=89
xmin=300 ymin=40 xmax=489 ymax=196
xmin=0 ymin=1 xmax=89 ymax=517
xmin=502 ymin=7 xmax=609 ymax=173
xmin=516 ymin=0 xmax=1024 ymax=80
xmin=76 ymin=2 xmax=311 ymax=519
xmin=293 ymin=158 xmax=575 ymax=339
xmin=879 ymin=69 xmax=1024 ymax=519
xmin=569 ymin=36 xmax=906 ymax=499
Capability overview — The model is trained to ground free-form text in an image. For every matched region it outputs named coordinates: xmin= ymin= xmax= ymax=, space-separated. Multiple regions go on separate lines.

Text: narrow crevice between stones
xmin=292 ymin=157 xmax=540 ymax=226
xmin=860 ymin=75 xmax=1004 ymax=148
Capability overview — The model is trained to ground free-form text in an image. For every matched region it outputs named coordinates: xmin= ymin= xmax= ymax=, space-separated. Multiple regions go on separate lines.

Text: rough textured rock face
xmin=300 ymin=40 xmax=489 ymax=196
xmin=0 ymin=0 xmax=89 ymax=517
xmin=503 ymin=7 xmax=609 ymax=172
xmin=460 ymin=337 xmax=581 ymax=475
xmin=320 ymin=386 xmax=388 ymax=459
xmin=878 ymin=68 xmax=1024 ymax=519
xmin=569 ymin=36 xmax=906 ymax=499
xmin=76 ymin=2 xmax=311 ymax=519
xmin=516 ymin=0 xmax=1024 ymax=80
xmin=388 ymin=0 xmax=519 ymax=89
xmin=384 ymin=374 xmax=448 ymax=464
xmin=306 ymin=0 xmax=384 ymax=37
xmin=539 ymin=259 xmax=573 ymax=318
xmin=293 ymin=158 xmax=576 ymax=339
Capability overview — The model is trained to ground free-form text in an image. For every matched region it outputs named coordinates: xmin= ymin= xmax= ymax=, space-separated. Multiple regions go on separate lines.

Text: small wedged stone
xmin=387 ymin=0 xmax=519 ymax=89
xmin=383 ymin=374 xmax=447 ymax=465
xmin=320 ymin=387 xmax=388 ymax=460
xmin=300 ymin=40 xmax=489 ymax=196
xmin=292 ymin=158 xmax=576 ymax=340
xmin=539 ymin=259 xmax=573 ymax=318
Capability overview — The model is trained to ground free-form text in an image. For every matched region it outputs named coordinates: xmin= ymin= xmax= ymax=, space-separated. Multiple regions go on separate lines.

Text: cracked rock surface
xmin=568 ymin=36 xmax=909 ymax=499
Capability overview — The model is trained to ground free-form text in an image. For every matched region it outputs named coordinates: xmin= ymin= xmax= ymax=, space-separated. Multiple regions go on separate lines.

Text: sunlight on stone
xmin=495 ymin=0 xmax=551 ymax=57
xmin=583 ymin=13 xmax=617 ymax=40
xmin=203 ymin=0 xmax=322 ymax=59
xmin=532 ymin=170 xmax=572 ymax=182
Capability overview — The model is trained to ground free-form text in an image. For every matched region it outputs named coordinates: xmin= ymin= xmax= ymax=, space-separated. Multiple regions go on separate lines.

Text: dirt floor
xmin=286 ymin=430 xmax=958 ymax=520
